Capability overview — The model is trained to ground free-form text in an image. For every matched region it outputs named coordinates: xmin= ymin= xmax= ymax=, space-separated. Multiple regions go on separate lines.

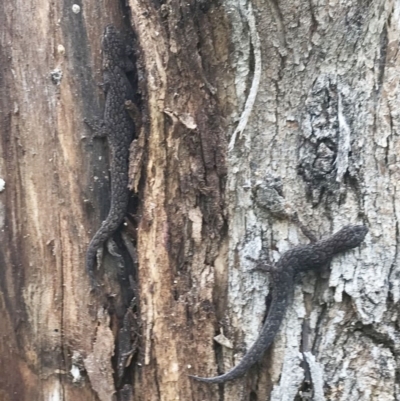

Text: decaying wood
xmin=0 ymin=0 xmax=399 ymax=400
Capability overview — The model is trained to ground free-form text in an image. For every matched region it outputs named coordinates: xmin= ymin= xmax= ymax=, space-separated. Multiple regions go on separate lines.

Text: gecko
xmin=85 ymin=25 xmax=135 ymax=289
xmin=189 ymin=224 xmax=368 ymax=383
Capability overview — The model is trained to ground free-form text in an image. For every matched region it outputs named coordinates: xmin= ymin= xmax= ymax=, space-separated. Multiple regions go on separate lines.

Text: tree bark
xmin=0 ymin=0 xmax=398 ymax=400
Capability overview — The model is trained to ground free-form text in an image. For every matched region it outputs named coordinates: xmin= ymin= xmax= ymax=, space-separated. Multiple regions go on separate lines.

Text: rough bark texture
xmin=0 ymin=0 xmax=398 ymax=400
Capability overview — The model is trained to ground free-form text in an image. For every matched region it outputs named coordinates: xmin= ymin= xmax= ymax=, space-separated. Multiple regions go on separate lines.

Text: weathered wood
xmin=0 ymin=1 xmax=138 ymax=400
xmin=0 ymin=0 xmax=398 ymax=400
xmin=127 ymin=2 xmax=229 ymax=400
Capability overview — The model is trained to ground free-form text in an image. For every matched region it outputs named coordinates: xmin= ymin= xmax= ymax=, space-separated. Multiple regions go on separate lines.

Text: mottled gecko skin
xmin=190 ymin=225 xmax=368 ymax=384
xmin=86 ymin=25 xmax=135 ymax=288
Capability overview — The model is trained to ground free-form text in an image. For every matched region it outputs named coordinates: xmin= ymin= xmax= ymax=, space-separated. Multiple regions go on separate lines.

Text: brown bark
xmin=128 ymin=2 xmax=231 ymax=399
xmin=1 ymin=0 xmax=398 ymax=400
xmin=0 ymin=1 xmax=140 ymax=400
xmin=1 ymin=0 xmax=230 ymax=400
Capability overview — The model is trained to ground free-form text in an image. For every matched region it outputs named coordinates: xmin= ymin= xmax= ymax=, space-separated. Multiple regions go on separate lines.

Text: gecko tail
xmin=187 ymin=346 xmax=261 ymax=384
xmin=189 ymin=283 xmax=289 ymax=384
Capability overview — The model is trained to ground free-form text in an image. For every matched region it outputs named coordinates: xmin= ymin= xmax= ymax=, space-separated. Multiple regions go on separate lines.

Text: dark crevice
xmin=375 ymin=23 xmax=388 ymax=96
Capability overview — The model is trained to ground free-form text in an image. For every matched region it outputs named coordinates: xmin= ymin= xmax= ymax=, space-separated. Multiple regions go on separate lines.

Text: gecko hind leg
xmin=106 ymin=238 xmax=126 ymax=277
xmin=291 ymin=212 xmax=318 ymax=243
xmin=84 ymin=117 xmax=108 ymax=138
xmin=95 ymin=246 xmax=104 ymax=271
xmin=246 ymin=256 xmax=274 ymax=273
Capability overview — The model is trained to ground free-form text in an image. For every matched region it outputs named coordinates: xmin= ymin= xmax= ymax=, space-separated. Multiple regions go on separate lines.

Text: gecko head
xmin=333 ymin=225 xmax=368 ymax=251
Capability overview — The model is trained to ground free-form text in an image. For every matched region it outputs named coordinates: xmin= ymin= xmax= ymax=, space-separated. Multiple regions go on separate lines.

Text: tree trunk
xmin=0 ymin=0 xmax=397 ymax=400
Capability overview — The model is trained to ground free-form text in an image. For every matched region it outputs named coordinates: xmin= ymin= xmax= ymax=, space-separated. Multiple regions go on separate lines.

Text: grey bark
xmin=218 ymin=1 xmax=398 ymax=400
xmin=0 ymin=0 xmax=397 ymax=400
